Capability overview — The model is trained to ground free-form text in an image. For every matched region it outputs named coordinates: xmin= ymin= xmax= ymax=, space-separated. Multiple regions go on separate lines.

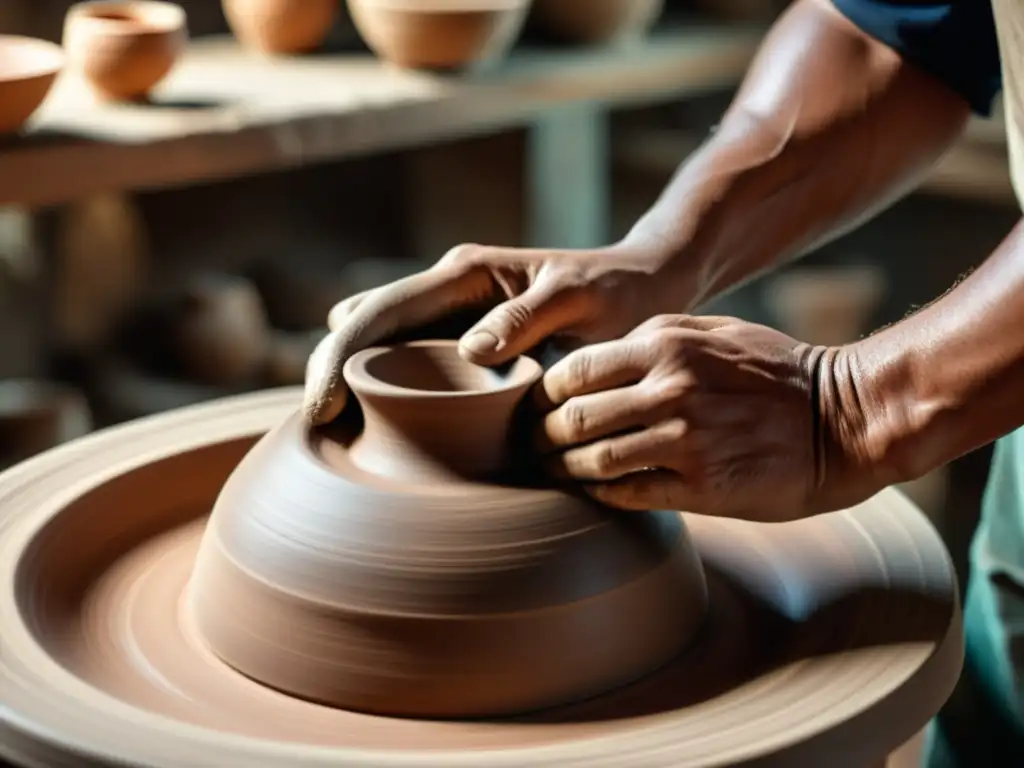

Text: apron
xmin=924 ymin=3 xmax=1024 ymax=765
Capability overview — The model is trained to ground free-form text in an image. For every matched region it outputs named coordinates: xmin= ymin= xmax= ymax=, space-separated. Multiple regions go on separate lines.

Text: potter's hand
xmin=536 ymin=314 xmax=885 ymax=522
xmin=304 ymin=243 xmax=680 ymax=425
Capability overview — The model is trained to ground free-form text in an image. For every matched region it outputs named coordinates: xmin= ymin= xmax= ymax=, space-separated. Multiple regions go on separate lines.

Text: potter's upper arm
xmin=831 ymin=0 xmax=1002 ymax=116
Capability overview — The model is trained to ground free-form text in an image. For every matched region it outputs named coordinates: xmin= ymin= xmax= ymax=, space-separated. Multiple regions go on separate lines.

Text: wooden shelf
xmin=0 ymin=25 xmax=763 ymax=208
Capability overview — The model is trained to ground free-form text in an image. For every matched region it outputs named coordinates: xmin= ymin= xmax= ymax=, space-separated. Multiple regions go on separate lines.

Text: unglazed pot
xmin=530 ymin=0 xmax=662 ymax=45
xmin=0 ymin=35 xmax=64 ymax=134
xmin=190 ymin=340 xmax=709 ymax=718
xmin=62 ymin=1 xmax=188 ymax=101
xmin=223 ymin=0 xmax=336 ymax=54
xmin=347 ymin=0 xmax=531 ymax=71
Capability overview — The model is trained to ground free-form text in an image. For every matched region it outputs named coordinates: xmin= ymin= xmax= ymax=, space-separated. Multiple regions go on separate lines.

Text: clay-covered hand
xmin=304 ymin=243 xmax=681 ymax=425
xmin=536 ymin=314 xmax=885 ymax=522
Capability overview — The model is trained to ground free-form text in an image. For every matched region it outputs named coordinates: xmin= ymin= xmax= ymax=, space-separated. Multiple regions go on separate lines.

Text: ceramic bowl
xmin=531 ymin=0 xmax=662 ymax=45
xmin=62 ymin=0 xmax=188 ymax=101
xmin=347 ymin=0 xmax=532 ymax=71
xmin=0 ymin=36 xmax=64 ymax=135
xmin=222 ymin=0 xmax=337 ymax=55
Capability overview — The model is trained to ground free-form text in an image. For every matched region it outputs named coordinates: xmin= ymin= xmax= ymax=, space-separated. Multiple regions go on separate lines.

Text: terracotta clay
xmin=191 ymin=341 xmax=709 ymax=718
xmin=62 ymin=0 xmax=188 ymax=101
xmin=0 ymin=386 xmax=963 ymax=767
xmin=0 ymin=35 xmax=64 ymax=134
xmin=530 ymin=0 xmax=663 ymax=46
xmin=347 ymin=0 xmax=531 ymax=71
xmin=222 ymin=0 xmax=336 ymax=54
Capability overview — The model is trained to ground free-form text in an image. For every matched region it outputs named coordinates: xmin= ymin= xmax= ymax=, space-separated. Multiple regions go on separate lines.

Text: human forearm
xmin=623 ymin=0 xmax=971 ymax=308
xmin=827 ymin=220 xmax=1024 ymax=489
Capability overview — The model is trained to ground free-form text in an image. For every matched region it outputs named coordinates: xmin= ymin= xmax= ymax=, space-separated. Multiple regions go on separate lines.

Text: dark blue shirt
xmin=833 ymin=0 xmax=1002 ymax=115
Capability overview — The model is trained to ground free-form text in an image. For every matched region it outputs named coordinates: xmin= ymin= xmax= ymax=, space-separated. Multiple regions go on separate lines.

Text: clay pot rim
xmin=343 ymin=340 xmax=542 ymax=400
xmin=0 ymin=35 xmax=65 ymax=83
xmin=0 ymin=379 xmax=87 ymax=419
xmin=347 ymin=0 xmax=530 ymax=11
xmin=65 ymin=0 xmax=187 ymax=36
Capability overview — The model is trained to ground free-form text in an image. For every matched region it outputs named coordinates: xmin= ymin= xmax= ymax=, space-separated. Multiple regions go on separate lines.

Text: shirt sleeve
xmin=832 ymin=0 xmax=1002 ymax=116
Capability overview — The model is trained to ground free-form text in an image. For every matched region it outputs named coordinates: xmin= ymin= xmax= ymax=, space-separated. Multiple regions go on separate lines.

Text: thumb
xmin=458 ymin=275 xmax=595 ymax=365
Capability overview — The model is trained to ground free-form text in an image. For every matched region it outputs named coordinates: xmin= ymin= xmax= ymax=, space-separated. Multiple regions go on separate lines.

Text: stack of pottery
xmin=222 ymin=0 xmax=337 ymax=54
xmin=62 ymin=0 xmax=188 ymax=101
xmin=0 ymin=35 xmax=63 ymax=134
xmin=530 ymin=0 xmax=663 ymax=46
xmin=346 ymin=0 xmax=532 ymax=70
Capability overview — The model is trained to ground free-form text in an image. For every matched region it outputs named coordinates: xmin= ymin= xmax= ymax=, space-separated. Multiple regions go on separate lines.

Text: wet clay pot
xmin=223 ymin=0 xmax=336 ymax=54
xmin=530 ymin=0 xmax=662 ymax=45
xmin=62 ymin=1 xmax=188 ymax=101
xmin=347 ymin=0 xmax=531 ymax=71
xmin=0 ymin=35 xmax=64 ymax=134
xmin=190 ymin=340 xmax=709 ymax=718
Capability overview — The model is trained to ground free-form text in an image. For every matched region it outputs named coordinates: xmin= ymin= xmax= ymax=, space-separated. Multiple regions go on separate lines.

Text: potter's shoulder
xmin=831 ymin=0 xmax=1002 ymax=116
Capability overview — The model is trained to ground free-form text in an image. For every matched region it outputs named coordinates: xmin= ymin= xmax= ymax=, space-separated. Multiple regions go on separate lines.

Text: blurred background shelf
xmin=0 ymin=24 xmax=763 ymax=208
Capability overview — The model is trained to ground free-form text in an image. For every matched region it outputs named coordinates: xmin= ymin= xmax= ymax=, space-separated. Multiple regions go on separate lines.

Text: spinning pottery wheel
xmin=1 ymin=343 xmax=962 ymax=768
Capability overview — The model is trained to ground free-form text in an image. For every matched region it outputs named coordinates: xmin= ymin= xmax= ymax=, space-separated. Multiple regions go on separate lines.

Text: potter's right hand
xmin=303 ymin=242 xmax=679 ymax=425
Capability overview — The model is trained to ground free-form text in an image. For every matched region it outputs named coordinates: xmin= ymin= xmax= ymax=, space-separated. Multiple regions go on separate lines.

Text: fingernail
xmin=460 ymin=331 xmax=499 ymax=356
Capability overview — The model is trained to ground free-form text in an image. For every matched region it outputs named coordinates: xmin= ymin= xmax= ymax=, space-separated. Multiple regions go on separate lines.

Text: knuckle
xmin=495 ymin=299 xmax=533 ymax=331
xmin=593 ymin=443 xmax=621 ymax=474
xmin=637 ymin=314 xmax=679 ymax=334
xmin=561 ymin=403 xmax=590 ymax=441
xmin=565 ymin=351 xmax=593 ymax=388
xmin=650 ymin=374 xmax=693 ymax=405
xmin=646 ymin=328 xmax=683 ymax=359
xmin=439 ymin=242 xmax=485 ymax=269
xmin=661 ymin=418 xmax=690 ymax=442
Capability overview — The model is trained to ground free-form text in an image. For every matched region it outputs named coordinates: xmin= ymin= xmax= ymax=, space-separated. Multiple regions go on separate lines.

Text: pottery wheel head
xmin=189 ymin=341 xmax=710 ymax=719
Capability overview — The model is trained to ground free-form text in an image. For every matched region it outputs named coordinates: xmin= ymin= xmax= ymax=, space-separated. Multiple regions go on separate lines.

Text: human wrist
xmin=817 ymin=334 xmax=936 ymax=498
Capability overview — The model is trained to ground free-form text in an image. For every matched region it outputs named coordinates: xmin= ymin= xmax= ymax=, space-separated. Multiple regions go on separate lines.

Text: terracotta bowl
xmin=222 ymin=0 xmax=337 ymax=55
xmin=347 ymin=0 xmax=531 ymax=71
xmin=62 ymin=0 xmax=188 ymax=101
xmin=531 ymin=0 xmax=663 ymax=45
xmin=189 ymin=340 xmax=709 ymax=718
xmin=0 ymin=36 xmax=64 ymax=135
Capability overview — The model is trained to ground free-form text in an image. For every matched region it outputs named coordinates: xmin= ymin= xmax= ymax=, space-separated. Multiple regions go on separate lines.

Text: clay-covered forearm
xmin=829 ymin=220 xmax=1024 ymax=487
xmin=623 ymin=0 xmax=971 ymax=308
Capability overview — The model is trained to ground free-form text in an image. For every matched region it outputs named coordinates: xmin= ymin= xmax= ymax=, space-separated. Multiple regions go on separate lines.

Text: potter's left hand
xmin=536 ymin=314 xmax=886 ymax=522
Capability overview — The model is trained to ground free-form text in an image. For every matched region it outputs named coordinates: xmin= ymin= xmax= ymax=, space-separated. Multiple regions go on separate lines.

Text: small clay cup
xmin=191 ymin=340 xmax=708 ymax=718
xmin=62 ymin=1 xmax=188 ymax=102
xmin=531 ymin=0 xmax=662 ymax=45
xmin=0 ymin=380 xmax=92 ymax=469
xmin=0 ymin=36 xmax=64 ymax=135
xmin=347 ymin=0 xmax=531 ymax=71
xmin=223 ymin=0 xmax=337 ymax=54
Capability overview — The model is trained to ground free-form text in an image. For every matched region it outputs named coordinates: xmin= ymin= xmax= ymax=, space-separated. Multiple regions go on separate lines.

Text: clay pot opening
xmin=347 ymin=341 xmax=539 ymax=397
xmin=340 ymin=341 xmax=542 ymax=482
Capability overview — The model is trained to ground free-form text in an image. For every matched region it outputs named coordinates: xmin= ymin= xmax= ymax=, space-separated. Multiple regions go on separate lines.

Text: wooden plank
xmin=0 ymin=25 xmax=763 ymax=208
